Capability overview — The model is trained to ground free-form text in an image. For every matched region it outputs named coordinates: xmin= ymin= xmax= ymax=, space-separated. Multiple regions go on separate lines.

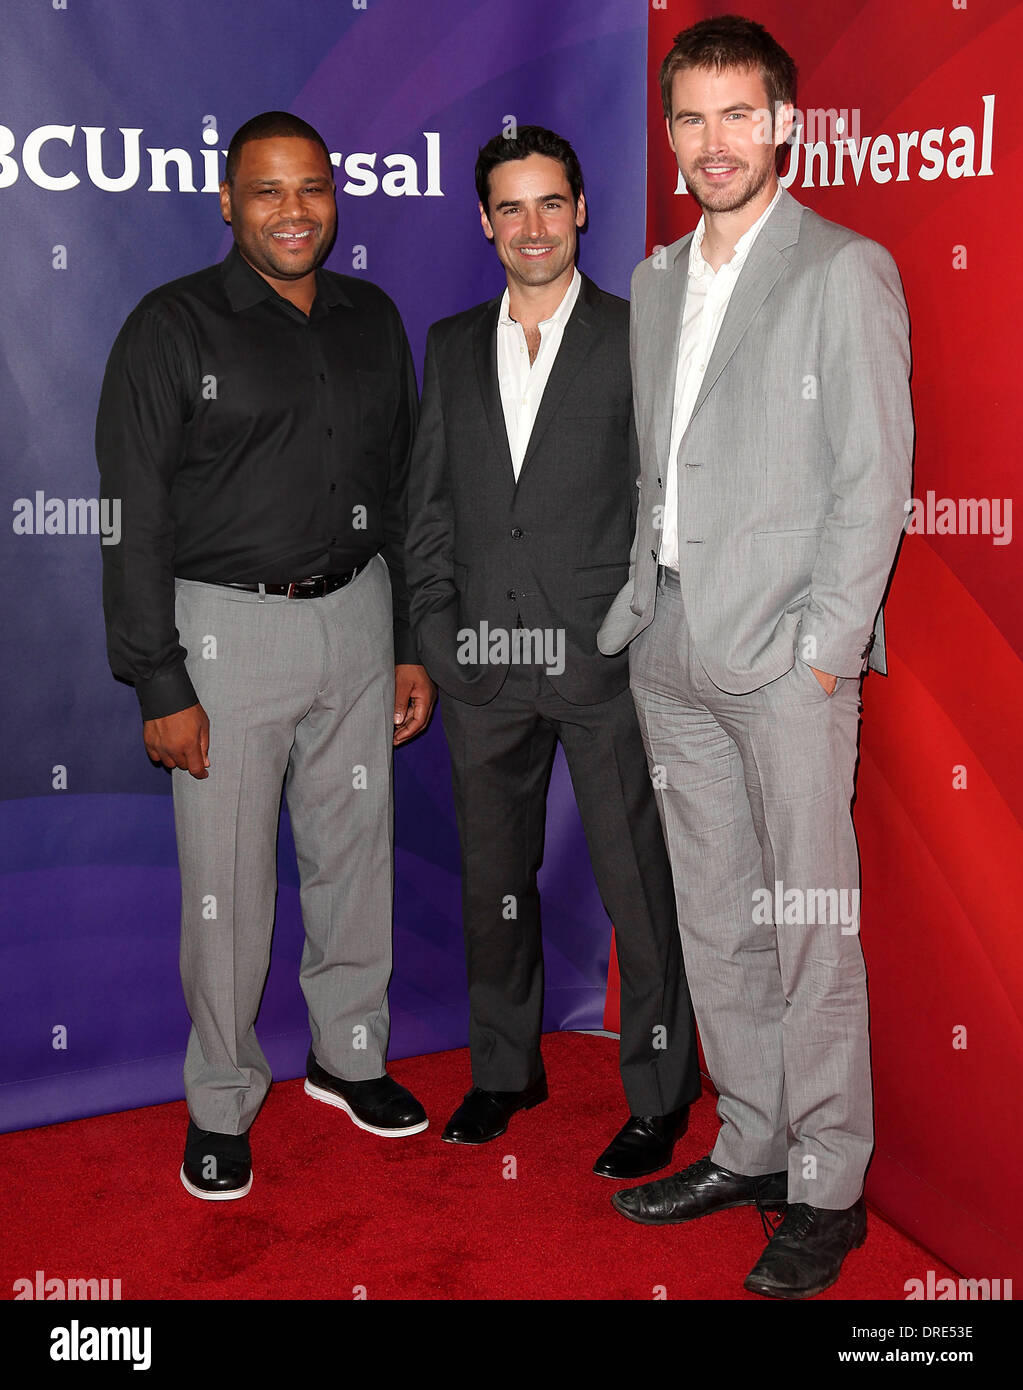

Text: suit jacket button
xmin=511 ymin=527 xmax=523 ymax=539
xmin=507 ymin=589 xmax=517 ymax=600
xmin=650 ymin=549 xmax=657 ymax=561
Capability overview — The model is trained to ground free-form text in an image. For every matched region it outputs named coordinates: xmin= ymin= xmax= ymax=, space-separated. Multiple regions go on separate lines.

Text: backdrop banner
xmin=0 ymin=0 xmax=646 ymax=1131
xmin=645 ymin=0 xmax=1022 ymax=1284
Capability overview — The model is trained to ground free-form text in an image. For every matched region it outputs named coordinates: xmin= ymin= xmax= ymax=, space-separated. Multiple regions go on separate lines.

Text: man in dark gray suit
xmin=406 ymin=127 xmax=700 ymax=1177
xmin=599 ymin=18 xmax=912 ymax=1297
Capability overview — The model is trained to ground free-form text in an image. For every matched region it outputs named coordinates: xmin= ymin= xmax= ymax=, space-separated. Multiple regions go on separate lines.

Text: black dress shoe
xmin=592 ymin=1108 xmax=689 ymax=1179
xmin=304 ymin=1049 xmax=428 ymax=1136
xmin=744 ymin=1198 xmax=867 ymax=1299
xmin=611 ymin=1154 xmax=788 ymax=1225
xmin=179 ymin=1121 xmax=252 ymax=1201
xmin=441 ymin=1076 xmax=548 ymax=1144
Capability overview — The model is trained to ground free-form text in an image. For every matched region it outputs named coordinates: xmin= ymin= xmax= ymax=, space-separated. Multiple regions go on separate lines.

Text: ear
xmin=219 ymin=182 xmax=232 ymax=225
xmin=773 ymin=102 xmax=795 ymax=150
xmin=478 ymin=200 xmax=494 ymax=243
xmin=664 ymin=115 xmax=676 ymax=154
xmin=575 ymin=192 xmax=586 ymax=228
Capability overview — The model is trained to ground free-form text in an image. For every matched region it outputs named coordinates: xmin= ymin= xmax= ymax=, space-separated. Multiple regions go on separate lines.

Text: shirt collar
xmin=220 ymin=243 xmax=353 ymax=314
xmin=498 ymin=266 xmax=581 ymax=329
xmin=688 ymin=183 xmax=782 ymax=281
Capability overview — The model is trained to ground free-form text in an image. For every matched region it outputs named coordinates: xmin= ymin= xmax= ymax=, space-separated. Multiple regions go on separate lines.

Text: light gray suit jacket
xmin=597 ymin=189 xmax=913 ymax=691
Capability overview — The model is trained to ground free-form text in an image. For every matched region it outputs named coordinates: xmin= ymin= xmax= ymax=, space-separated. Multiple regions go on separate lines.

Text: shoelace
xmin=758 ymin=1200 xmax=816 ymax=1244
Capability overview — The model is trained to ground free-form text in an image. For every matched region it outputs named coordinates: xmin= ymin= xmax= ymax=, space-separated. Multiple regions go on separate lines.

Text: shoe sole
xmin=611 ymin=1194 xmax=789 ymax=1226
xmin=593 ymin=1153 xmax=675 ymax=1180
xmin=179 ymin=1165 xmax=252 ymax=1201
xmin=303 ymin=1079 xmax=429 ymax=1136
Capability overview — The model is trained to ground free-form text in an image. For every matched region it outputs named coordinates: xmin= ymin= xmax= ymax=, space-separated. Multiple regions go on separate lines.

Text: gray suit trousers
xmin=629 ymin=571 xmax=872 ymax=1208
xmin=171 ymin=556 xmax=396 ymax=1135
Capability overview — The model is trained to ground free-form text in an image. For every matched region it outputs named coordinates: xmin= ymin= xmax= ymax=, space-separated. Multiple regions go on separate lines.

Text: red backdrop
xmin=612 ymin=0 xmax=1023 ymax=1284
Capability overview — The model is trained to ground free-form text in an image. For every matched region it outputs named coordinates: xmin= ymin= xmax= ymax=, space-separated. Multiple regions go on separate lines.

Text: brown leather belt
xmin=218 ymin=562 xmax=368 ymax=599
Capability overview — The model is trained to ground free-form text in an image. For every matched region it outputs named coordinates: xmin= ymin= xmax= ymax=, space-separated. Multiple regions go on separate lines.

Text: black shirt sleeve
xmin=379 ymin=298 xmax=421 ymax=666
xmin=95 ymin=302 xmax=200 ymax=721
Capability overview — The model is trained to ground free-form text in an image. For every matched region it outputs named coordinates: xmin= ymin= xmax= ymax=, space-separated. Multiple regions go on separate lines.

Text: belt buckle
xmin=286 ymin=580 xmax=298 ymax=600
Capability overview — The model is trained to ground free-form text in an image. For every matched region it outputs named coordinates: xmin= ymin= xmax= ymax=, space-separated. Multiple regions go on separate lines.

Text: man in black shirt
xmin=97 ymin=112 xmax=436 ymax=1200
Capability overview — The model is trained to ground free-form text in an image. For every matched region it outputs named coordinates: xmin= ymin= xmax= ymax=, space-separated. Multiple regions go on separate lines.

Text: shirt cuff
xmin=135 ymin=665 xmax=199 ymax=722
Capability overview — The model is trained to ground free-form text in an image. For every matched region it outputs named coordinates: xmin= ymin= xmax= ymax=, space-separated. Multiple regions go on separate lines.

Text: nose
xmin=523 ymin=204 xmax=546 ymax=239
xmin=702 ymin=119 xmax=728 ymax=153
xmin=279 ymin=186 xmax=306 ymax=220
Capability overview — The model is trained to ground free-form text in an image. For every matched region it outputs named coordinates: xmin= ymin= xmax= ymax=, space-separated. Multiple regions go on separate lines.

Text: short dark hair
xmin=475 ymin=125 xmax=584 ymax=213
xmin=224 ymin=111 xmax=333 ymax=186
xmin=660 ymin=14 xmax=797 ymax=123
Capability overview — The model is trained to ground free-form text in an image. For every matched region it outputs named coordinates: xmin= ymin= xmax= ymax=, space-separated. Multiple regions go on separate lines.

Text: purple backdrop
xmin=0 ymin=0 xmax=648 ymax=1131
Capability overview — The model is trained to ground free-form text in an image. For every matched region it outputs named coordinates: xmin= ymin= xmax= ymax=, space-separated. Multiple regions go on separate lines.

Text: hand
xmin=143 ymin=703 xmax=210 ymax=778
xmin=809 ymin=666 xmax=838 ymax=696
xmin=393 ymin=664 xmax=437 ymax=746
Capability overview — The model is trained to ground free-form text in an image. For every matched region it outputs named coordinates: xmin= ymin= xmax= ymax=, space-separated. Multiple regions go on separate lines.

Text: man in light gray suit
xmin=599 ymin=17 xmax=912 ymax=1298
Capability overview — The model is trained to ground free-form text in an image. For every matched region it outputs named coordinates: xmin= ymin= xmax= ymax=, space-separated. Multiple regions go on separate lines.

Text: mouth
xmin=697 ymin=164 xmax=741 ymax=181
xmin=516 ymin=244 xmax=556 ymax=258
xmin=271 ymin=229 xmax=316 ymax=247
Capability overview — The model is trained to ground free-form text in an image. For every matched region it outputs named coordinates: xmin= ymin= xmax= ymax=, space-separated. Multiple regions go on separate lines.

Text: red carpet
xmin=1 ymin=1033 xmax=954 ymax=1301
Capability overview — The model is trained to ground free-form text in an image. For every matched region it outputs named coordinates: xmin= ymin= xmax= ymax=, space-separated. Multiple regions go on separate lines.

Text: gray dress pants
xmin=629 ymin=570 xmax=872 ymax=1208
xmin=171 ymin=557 xmax=396 ymax=1134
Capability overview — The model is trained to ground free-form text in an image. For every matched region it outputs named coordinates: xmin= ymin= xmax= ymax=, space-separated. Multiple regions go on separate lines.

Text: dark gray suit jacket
xmin=406 ymin=272 xmax=638 ymax=705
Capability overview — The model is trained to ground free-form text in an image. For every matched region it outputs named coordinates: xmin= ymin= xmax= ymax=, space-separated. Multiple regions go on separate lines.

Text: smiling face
xmin=479 ymin=153 xmax=585 ymax=297
xmin=219 ymin=136 xmax=337 ymax=292
xmin=665 ymin=64 xmax=790 ymax=216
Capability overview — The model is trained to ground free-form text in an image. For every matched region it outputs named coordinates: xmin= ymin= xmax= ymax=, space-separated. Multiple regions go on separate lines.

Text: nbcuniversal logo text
xmin=0 ymin=118 xmax=443 ymax=197
xmin=675 ymin=95 xmax=995 ymax=192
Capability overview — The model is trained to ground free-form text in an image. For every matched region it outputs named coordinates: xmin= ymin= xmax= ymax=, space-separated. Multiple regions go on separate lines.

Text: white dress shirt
xmin=660 ymin=185 xmax=782 ymax=571
xmin=497 ymin=267 xmax=581 ymax=480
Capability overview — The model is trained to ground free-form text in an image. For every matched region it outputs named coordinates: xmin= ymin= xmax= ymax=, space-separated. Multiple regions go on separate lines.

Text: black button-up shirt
xmin=96 ymin=244 xmax=418 ymax=720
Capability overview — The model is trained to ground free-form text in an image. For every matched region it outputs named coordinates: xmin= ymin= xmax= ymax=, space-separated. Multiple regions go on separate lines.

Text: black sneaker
xmin=179 ymin=1120 xmax=252 ymax=1201
xmin=304 ymin=1049 xmax=428 ymax=1136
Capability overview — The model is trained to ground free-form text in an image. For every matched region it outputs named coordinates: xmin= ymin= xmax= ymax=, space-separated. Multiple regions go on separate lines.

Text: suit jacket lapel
xmin=516 ymin=273 xmax=601 ymax=483
xmin=653 ymin=243 xmax=690 ymax=475
xmin=473 ymin=298 xmax=515 ymax=481
xmin=688 ymin=188 xmax=802 ymax=426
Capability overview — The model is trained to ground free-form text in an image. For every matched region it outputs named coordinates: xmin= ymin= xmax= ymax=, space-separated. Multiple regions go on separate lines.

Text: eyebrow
xmin=245 ymin=175 xmax=331 ymax=187
xmin=492 ymin=192 xmax=569 ymax=210
xmin=673 ymin=102 xmax=758 ymax=120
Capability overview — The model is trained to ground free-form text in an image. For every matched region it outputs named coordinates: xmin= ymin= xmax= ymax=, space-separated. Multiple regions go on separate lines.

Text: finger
xmin=398 ymin=702 xmax=427 ymax=739
xmin=183 ymin=740 xmax=208 ymax=779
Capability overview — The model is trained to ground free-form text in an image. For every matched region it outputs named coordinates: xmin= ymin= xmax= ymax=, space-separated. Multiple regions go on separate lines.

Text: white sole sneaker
xmin=303 ymin=1078 xmax=429 ymax=1136
xmin=179 ymin=1164 xmax=253 ymax=1201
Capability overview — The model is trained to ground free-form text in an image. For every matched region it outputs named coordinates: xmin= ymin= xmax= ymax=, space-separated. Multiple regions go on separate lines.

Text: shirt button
xmin=329 ymin=483 xmax=337 ymax=494
xmin=318 ymin=373 xmax=326 ymax=383
xmin=326 ymin=427 xmax=333 ymax=438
